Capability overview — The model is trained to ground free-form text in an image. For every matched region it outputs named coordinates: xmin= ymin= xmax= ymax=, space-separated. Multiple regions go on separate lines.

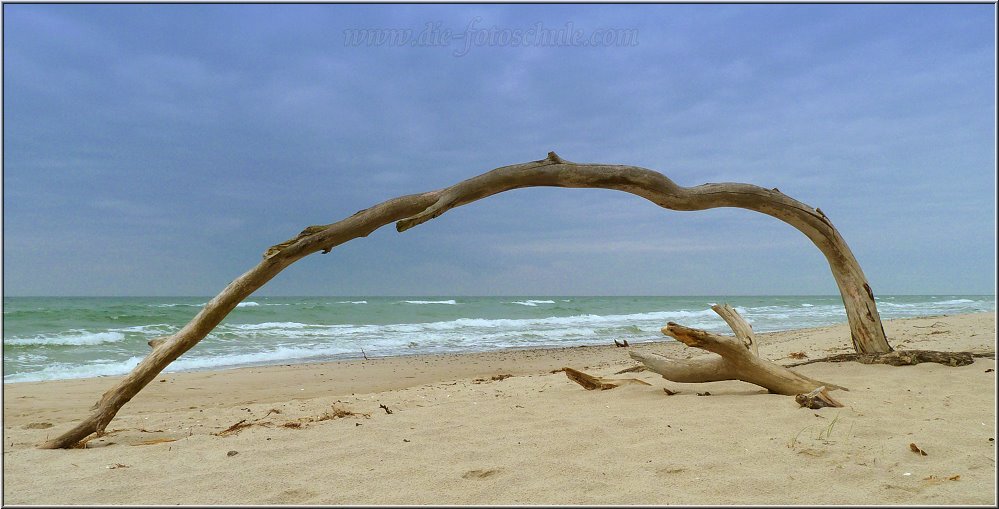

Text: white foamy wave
xmin=403 ymin=300 xmax=458 ymax=305
xmin=3 ymin=344 xmax=361 ymax=383
xmin=119 ymin=324 xmax=177 ymax=334
xmin=876 ymin=302 xmax=918 ymax=308
xmin=225 ymin=322 xmax=311 ymax=331
xmin=14 ymin=353 xmax=47 ymax=363
xmin=189 ymin=308 xmax=725 ymax=344
xmin=879 ymin=300 xmax=977 ymax=309
xmin=801 ymin=303 xmax=814 ymax=307
xmin=3 ymin=356 xmax=143 ymax=383
xmin=165 ymin=345 xmax=356 ymax=373
xmin=207 ymin=322 xmax=357 ymax=340
xmin=337 ymin=300 xmax=368 ymax=304
xmin=510 ymin=300 xmax=556 ymax=306
xmin=4 ymin=331 xmax=126 ymax=347
xmin=873 ymin=298 xmax=992 ymax=317
xmin=404 ymin=308 xmax=720 ymax=332
xmin=236 ymin=302 xmax=260 ymax=307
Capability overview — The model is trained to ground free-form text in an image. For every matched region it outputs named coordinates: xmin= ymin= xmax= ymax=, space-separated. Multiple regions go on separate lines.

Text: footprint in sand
xmin=462 ymin=468 xmax=501 ymax=479
xmin=266 ymin=487 xmax=318 ymax=504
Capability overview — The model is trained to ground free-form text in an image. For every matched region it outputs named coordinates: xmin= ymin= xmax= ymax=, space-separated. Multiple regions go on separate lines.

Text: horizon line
xmin=3 ymin=293 xmax=995 ymax=299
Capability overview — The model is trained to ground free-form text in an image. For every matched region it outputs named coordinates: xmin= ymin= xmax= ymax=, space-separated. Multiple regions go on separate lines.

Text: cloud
xmin=2 ymin=3 xmax=994 ymax=296
xmin=494 ymin=237 xmax=794 ymax=256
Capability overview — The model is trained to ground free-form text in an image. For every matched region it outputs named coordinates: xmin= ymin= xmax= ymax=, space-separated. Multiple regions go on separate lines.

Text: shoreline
xmin=4 ymin=310 xmax=992 ymax=388
xmin=2 ymin=312 xmax=993 ymax=423
xmin=4 ymin=295 xmax=993 ymax=385
xmin=3 ymin=312 xmax=995 ymax=504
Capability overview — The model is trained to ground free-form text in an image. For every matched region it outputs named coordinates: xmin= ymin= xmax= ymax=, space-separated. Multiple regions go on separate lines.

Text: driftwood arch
xmin=40 ymin=152 xmax=891 ymax=449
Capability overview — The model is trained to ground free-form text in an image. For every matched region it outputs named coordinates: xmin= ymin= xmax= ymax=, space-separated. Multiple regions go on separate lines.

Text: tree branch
xmin=39 ymin=152 xmax=884 ymax=448
xmin=631 ymin=307 xmax=847 ymax=395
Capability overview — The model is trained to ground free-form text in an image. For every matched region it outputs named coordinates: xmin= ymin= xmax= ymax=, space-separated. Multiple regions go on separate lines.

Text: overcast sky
xmin=2 ymin=3 xmax=995 ymax=297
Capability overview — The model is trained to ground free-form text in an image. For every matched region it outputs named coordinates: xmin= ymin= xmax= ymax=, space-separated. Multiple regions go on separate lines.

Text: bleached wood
xmin=711 ymin=303 xmax=757 ymax=356
xmin=630 ymin=310 xmax=846 ymax=395
xmin=562 ymin=367 xmax=652 ymax=390
xmin=626 ymin=353 xmax=733 ymax=383
xmin=40 ymin=152 xmax=883 ymax=449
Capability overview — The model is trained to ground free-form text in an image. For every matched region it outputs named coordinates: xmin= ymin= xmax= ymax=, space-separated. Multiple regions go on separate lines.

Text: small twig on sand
xmin=912 ymin=322 xmax=947 ymax=329
xmin=213 ymin=419 xmax=252 ymax=437
xmin=614 ymin=365 xmax=647 ymax=374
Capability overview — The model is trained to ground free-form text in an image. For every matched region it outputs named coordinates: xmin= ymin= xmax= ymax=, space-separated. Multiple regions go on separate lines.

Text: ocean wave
xmin=510 ymin=300 xmax=556 ymax=306
xmin=4 ymin=331 xmax=126 ymax=347
xmin=182 ymin=299 xmax=972 ymax=343
xmin=878 ymin=299 xmax=980 ymax=309
xmin=225 ymin=322 xmax=312 ymax=331
xmin=185 ymin=308 xmax=726 ymax=342
xmin=119 ymin=324 xmax=177 ymax=333
xmin=3 ymin=357 xmax=143 ymax=383
xmin=14 ymin=353 xmax=47 ymax=363
xmin=6 ymin=296 xmax=993 ymax=383
xmin=153 ymin=301 xmax=275 ymax=308
xmin=3 ymin=343 xmax=371 ymax=383
xmin=166 ymin=345 xmax=355 ymax=373
xmin=400 ymin=308 xmax=721 ymax=332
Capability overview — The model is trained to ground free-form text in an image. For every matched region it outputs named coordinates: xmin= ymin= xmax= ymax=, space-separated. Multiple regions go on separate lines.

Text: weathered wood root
xmin=40 ymin=152 xmax=887 ymax=449
xmin=784 ymin=350 xmax=993 ymax=368
xmin=630 ymin=304 xmax=846 ymax=396
xmin=794 ymin=386 xmax=843 ymax=409
xmin=562 ymin=367 xmax=652 ymax=390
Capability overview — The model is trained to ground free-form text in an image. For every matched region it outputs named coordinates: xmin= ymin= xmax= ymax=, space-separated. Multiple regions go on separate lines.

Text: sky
xmin=1 ymin=3 xmax=995 ymax=297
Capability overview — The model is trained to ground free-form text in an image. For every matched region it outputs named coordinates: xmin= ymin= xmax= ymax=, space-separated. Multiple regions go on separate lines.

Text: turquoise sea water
xmin=2 ymin=295 xmax=994 ymax=383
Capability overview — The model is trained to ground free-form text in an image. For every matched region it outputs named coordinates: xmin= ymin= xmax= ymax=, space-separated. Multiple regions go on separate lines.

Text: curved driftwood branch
xmin=40 ymin=152 xmax=887 ymax=448
xmin=713 ymin=303 xmax=757 ymax=356
xmin=631 ymin=305 xmax=846 ymax=395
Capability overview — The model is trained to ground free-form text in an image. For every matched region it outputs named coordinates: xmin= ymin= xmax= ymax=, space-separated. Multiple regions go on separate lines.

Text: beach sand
xmin=2 ymin=312 xmax=995 ymax=505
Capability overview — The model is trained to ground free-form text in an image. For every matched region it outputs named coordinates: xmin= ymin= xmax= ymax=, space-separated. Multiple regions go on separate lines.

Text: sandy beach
xmin=2 ymin=312 xmax=995 ymax=505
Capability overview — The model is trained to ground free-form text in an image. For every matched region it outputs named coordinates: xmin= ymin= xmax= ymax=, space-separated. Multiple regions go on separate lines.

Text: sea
xmin=2 ymin=295 xmax=994 ymax=384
